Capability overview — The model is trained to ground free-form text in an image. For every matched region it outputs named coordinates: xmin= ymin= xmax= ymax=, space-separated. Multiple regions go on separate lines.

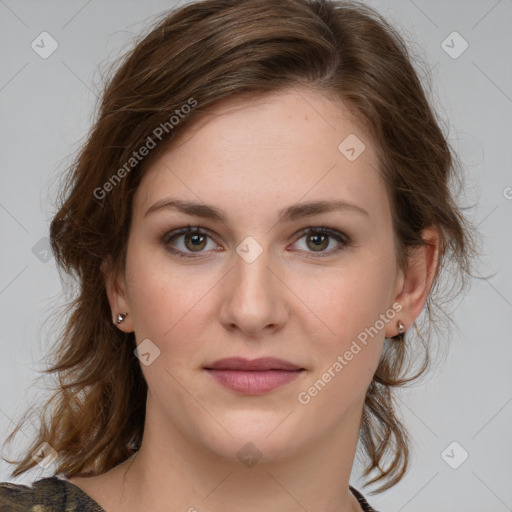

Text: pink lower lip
xmin=206 ymin=369 xmax=304 ymax=395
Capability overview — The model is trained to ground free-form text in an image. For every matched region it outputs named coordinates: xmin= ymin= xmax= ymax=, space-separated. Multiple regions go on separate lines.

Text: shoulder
xmin=0 ymin=478 xmax=35 ymax=511
xmin=0 ymin=476 xmax=104 ymax=512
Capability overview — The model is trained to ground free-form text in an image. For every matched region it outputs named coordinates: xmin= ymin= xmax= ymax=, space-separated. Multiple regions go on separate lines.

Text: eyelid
xmin=160 ymin=224 xmax=219 ymax=252
xmin=295 ymin=226 xmax=350 ymax=244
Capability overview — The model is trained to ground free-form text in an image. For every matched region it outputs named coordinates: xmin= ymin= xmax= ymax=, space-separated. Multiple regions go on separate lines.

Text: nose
xmin=218 ymin=243 xmax=289 ymax=338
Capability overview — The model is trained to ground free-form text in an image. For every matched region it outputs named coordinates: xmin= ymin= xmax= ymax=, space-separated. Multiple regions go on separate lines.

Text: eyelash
xmin=161 ymin=224 xmax=350 ymax=260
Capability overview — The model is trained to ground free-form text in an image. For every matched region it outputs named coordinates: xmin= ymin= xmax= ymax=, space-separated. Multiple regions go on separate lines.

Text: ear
xmin=101 ymin=257 xmax=134 ymax=333
xmin=385 ymin=226 xmax=441 ymax=337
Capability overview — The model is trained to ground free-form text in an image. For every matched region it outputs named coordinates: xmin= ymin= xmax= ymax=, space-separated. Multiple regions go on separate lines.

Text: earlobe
xmin=389 ymin=226 xmax=441 ymax=336
xmin=101 ymin=257 xmax=134 ymax=333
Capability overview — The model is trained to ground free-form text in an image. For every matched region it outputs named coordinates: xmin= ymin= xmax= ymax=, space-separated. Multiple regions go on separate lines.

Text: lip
xmin=204 ymin=357 xmax=305 ymax=395
xmin=204 ymin=357 xmax=304 ymax=371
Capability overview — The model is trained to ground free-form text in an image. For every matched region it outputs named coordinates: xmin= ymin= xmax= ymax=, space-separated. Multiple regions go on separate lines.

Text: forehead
xmin=164 ymin=87 xmax=373 ymax=160
xmin=133 ymin=87 xmax=388 ymax=224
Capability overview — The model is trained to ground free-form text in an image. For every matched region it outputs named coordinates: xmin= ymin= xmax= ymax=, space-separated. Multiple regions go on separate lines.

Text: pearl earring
xmin=397 ymin=321 xmax=405 ymax=335
xmin=115 ymin=312 xmax=128 ymax=324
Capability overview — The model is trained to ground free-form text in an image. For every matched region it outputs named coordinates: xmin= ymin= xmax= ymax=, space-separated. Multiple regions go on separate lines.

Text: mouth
xmin=204 ymin=356 xmax=305 ymax=371
xmin=204 ymin=357 xmax=306 ymax=395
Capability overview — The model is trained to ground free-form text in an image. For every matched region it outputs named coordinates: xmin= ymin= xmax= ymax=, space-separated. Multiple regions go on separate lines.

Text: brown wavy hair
xmin=2 ymin=0 xmax=475 ymax=493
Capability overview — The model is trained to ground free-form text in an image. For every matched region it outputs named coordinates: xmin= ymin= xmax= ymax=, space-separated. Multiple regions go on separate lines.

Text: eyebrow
xmin=144 ymin=197 xmax=369 ymax=222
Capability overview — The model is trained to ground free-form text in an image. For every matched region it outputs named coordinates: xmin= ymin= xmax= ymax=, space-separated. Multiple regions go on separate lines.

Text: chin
xmin=196 ymin=413 xmax=308 ymax=464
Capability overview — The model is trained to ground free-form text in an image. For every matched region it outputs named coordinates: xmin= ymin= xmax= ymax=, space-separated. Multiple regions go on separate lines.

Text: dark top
xmin=0 ymin=476 xmax=379 ymax=511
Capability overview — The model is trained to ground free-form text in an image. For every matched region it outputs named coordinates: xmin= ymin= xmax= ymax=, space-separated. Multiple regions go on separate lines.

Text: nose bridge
xmin=232 ymin=237 xmax=275 ymax=306
xmin=220 ymin=236 xmax=287 ymax=333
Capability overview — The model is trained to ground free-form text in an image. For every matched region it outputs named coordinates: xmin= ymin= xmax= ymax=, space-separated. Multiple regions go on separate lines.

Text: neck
xmin=110 ymin=398 xmax=365 ymax=512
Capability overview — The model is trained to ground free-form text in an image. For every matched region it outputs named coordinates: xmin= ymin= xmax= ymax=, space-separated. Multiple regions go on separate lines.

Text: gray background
xmin=0 ymin=1 xmax=511 ymax=510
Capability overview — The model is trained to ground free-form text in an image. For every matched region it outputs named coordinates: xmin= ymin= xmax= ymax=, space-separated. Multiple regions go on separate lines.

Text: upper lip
xmin=204 ymin=357 xmax=304 ymax=371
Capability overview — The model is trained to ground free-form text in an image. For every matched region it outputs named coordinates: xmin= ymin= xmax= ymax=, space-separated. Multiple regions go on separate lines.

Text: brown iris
xmin=306 ymin=232 xmax=329 ymax=251
xmin=184 ymin=232 xmax=207 ymax=251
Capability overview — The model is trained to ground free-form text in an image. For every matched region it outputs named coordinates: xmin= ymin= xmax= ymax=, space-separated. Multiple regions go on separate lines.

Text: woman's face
xmin=110 ymin=87 xmax=405 ymax=462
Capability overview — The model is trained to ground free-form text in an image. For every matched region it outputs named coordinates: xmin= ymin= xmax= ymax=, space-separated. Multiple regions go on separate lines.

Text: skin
xmin=67 ymin=87 xmax=439 ymax=512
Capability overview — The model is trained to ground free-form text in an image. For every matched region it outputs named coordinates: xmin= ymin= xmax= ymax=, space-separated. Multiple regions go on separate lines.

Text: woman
xmin=0 ymin=0 xmax=474 ymax=510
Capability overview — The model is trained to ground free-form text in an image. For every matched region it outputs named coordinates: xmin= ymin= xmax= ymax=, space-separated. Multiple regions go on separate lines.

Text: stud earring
xmin=397 ymin=321 xmax=405 ymax=336
xmin=115 ymin=312 xmax=128 ymax=324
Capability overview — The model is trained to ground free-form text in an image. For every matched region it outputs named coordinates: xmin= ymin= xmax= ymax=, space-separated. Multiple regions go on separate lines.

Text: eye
xmin=291 ymin=227 xmax=350 ymax=257
xmin=162 ymin=225 xmax=350 ymax=259
xmin=162 ymin=224 xmax=219 ymax=259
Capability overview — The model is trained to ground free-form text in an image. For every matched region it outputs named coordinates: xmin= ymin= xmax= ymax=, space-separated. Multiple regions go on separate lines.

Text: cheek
xmin=294 ymin=265 xmax=394 ymax=416
xmin=300 ymin=254 xmax=395 ymax=329
xmin=123 ymin=240 xmax=217 ymax=350
xmin=293 ymin=249 xmax=396 ymax=370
